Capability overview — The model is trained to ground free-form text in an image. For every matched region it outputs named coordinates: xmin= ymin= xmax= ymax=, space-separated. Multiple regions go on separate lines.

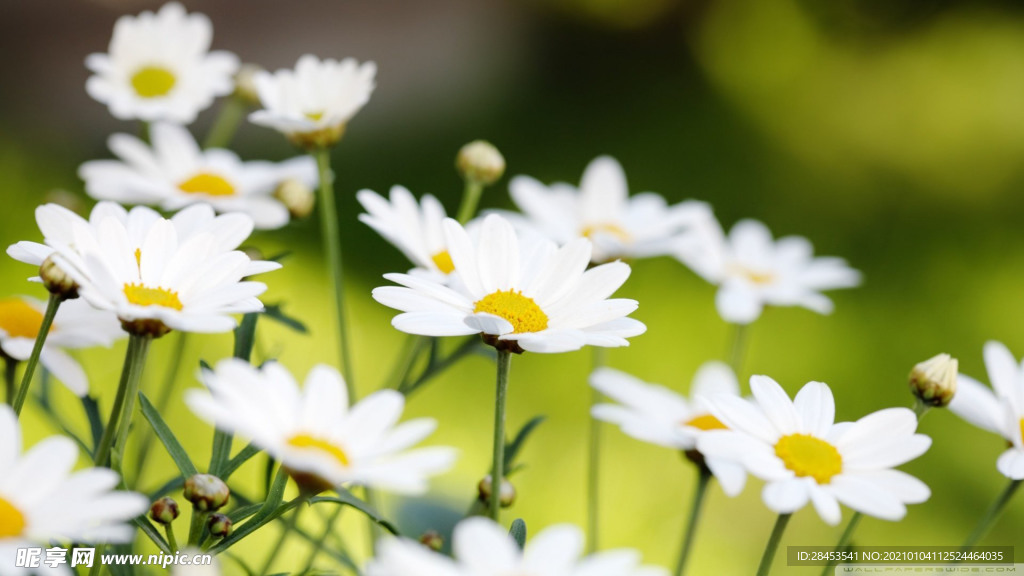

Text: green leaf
xmin=233 ymin=312 xmax=259 ymax=361
xmin=504 ymin=415 xmax=546 ymax=472
xmin=81 ymin=395 xmax=104 ymax=453
xmin=261 ymin=303 xmax=308 ymax=334
xmin=148 ymin=476 xmax=185 ymax=500
xmin=509 ymin=518 xmax=527 ymax=549
xmin=138 ymin=392 xmax=198 ymax=478
xmin=133 ymin=516 xmax=171 ymax=554
xmin=310 ymin=488 xmax=401 ymax=535
xmin=208 ymin=429 xmax=233 ymax=477
xmin=222 ymin=442 xmax=262 ymax=479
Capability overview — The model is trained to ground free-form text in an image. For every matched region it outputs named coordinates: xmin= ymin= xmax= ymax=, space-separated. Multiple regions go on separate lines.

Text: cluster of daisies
xmin=0 ymin=2 xmax=1019 ymax=576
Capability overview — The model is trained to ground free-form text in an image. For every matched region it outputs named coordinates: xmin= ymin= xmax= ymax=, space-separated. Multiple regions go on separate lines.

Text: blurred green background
xmin=3 ymin=0 xmax=1024 ymax=573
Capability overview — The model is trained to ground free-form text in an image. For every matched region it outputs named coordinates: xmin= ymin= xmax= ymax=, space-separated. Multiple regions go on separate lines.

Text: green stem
xmin=314 ymin=147 xmax=356 ymax=399
xmin=674 ymin=466 xmax=713 ymax=576
xmin=456 ymin=180 xmax=484 ymax=224
xmin=188 ymin=508 xmax=208 ymax=547
xmin=755 ymin=513 xmax=791 ymax=576
xmin=94 ymin=334 xmax=151 ymax=468
xmin=260 ymin=499 xmax=306 ymax=576
xmin=203 ymin=97 xmax=247 ymax=149
xmin=820 ymin=512 xmax=861 ymax=576
xmin=165 ymin=523 xmax=179 ymax=553
xmin=728 ymin=323 xmax=748 ymax=378
xmin=587 ymin=346 xmax=608 ymax=553
xmin=12 ymin=293 xmax=60 ymax=415
xmin=913 ymin=399 xmax=930 ymax=421
xmin=400 ymin=336 xmax=480 ymax=396
xmin=4 ymin=357 xmax=17 ymax=406
xmin=134 ymin=332 xmax=188 ymax=479
xmin=489 ymin=349 xmax=512 ymax=521
xmin=961 ymin=479 xmax=1022 ymax=549
xmin=389 ymin=335 xmax=427 ymax=390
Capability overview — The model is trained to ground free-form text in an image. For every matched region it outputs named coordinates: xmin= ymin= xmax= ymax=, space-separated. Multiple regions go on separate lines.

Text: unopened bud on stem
xmin=457 ymin=140 xmax=505 ymax=186
xmin=909 ymin=353 xmax=958 ymax=408
xmin=419 ymin=530 xmax=444 ymax=551
xmin=149 ymin=497 xmax=179 ymax=525
xmin=233 ymin=64 xmax=264 ymax=106
xmin=208 ymin=513 xmax=233 ymax=537
xmin=274 ymin=178 xmax=316 ymax=219
xmin=40 ymin=255 xmax=78 ymax=300
xmin=477 ymin=474 xmax=516 ymax=508
xmin=183 ymin=474 xmax=230 ymax=511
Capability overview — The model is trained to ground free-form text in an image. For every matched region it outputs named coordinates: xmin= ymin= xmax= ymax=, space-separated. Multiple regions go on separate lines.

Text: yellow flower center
xmin=287 ymin=434 xmax=351 ymax=468
xmin=774 ymin=433 xmax=843 ymax=484
xmin=178 ymin=173 xmax=236 ymax=197
xmin=0 ymin=496 xmax=26 ymax=538
xmin=582 ymin=222 xmax=630 ymax=243
xmin=731 ymin=264 xmax=776 ymax=285
xmin=0 ymin=298 xmax=51 ymax=339
xmin=305 ymin=111 xmax=325 ymax=122
xmin=473 ymin=290 xmax=549 ymax=334
xmin=431 ymin=250 xmax=455 ymax=274
xmin=123 ymin=283 xmax=183 ymax=310
xmin=131 ymin=65 xmax=177 ymax=98
xmin=1019 ymin=418 xmax=1024 ymax=445
xmin=684 ymin=413 xmax=728 ymax=431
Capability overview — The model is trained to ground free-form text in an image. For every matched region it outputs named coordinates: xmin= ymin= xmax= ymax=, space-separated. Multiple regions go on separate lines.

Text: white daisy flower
xmin=591 ymin=362 xmax=747 ymax=495
xmin=0 ymin=296 xmax=122 ymax=396
xmin=367 ymin=517 xmax=667 ymax=576
xmin=357 ymin=186 xmax=454 ymax=281
xmin=372 ymin=214 xmax=646 ymax=354
xmin=186 ymin=359 xmax=457 ymax=494
xmin=12 ymin=203 xmax=277 ymax=336
xmin=85 ymin=2 xmax=239 ymax=124
xmin=697 ymin=377 xmax=931 ymax=525
xmin=0 ymin=405 xmax=149 ymax=573
xmin=249 ymin=54 xmax=377 ymax=148
xmin=950 ymin=341 xmax=1024 ymax=479
xmin=507 ymin=156 xmax=711 ymax=264
xmin=79 ymin=122 xmax=317 ymax=229
xmin=675 ymin=218 xmax=861 ymax=325
xmin=8 ymin=202 xmax=280 ymax=288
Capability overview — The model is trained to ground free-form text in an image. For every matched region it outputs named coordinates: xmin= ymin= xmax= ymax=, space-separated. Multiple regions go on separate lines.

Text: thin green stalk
xmin=188 ymin=508 xmax=208 ymax=547
xmin=586 ymin=346 xmax=608 ymax=553
xmin=134 ymin=331 xmax=188 ymax=478
xmin=165 ymin=523 xmax=179 ymax=553
xmin=820 ymin=512 xmax=861 ymax=576
xmin=755 ymin=513 xmax=791 ymax=576
xmin=389 ymin=335 xmax=427 ymax=390
xmin=913 ymin=399 xmax=930 ymax=421
xmin=260 ymin=499 xmax=307 ymax=576
xmin=728 ymin=323 xmax=748 ymax=378
xmin=490 ymin=350 xmax=512 ymax=521
xmin=674 ymin=466 xmax=713 ymax=576
xmin=12 ymin=293 xmax=60 ymax=415
xmin=400 ymin=336 xmax=480 ymax=396
xmin=203 ymin=97 xmax=247 ymax=149
xmin=94 ymin=334 xmax=152 ymax=468
xmin=961 ymin=479 xmax=1022 ymax=549
xmin=314 ymin=147 xmax=356 ymax=397
xmin=4 ymin=357 xmax=16 ymax=406
xmin=456 ymin=180 xmax=484 ymax=224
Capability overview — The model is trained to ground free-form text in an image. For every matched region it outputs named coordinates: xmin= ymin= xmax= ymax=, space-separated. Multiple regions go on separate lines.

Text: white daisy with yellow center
xmin=357 ymin=186 xmax=456 ymax=281
xmin=0 ymin=296 xmax=122 ymax=396
xmin=249 ymin=54 xmax=376 ymax=148
xmin=18 ymin=204 xmax=277 ymax=335
xmin=8 ymin=202 xmax=280 ymax=293
xmin=85 ymin=2 xmax=239 ymax=123
xmin=0 ymin=405 xmax=149 ymax=570
xmin=80 ymin=123 xmax=317 ymax=229
xmin=675 ymin=217 xmax=861 ymax=325
xmin=372 ymin=214 xmax=646 ymax=354
xmin=591 ymin=362 xmax=747 ymax=495
xmin=186 ymin=360 xmax=457 ymax=494
xmin=508 ymin=156 xmax=711 ymax=264
xmin=951 ymin=341 xmax=1024 ymax=479
xmin=697 ymin=377 xmax=931 ymax=525
xmin=367 ymin=517 xmax=667 ymax=576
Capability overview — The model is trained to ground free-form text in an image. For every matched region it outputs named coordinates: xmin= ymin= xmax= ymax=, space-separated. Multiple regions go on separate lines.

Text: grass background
xmin=2 ymin=0 xmax=1024 ymax=572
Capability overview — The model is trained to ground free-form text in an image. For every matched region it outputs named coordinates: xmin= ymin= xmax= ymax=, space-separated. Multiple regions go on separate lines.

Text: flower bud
xmin=233 ymin=63 xmax=263 ymax=107
xmin=183 ymin=474 xmax=230 ymax=511
xmin=39 ymin=255 xmax=78 ymax=300
xmin=909 ymin=353 xmax=958 ymax=408
xmin=477 ymin=474 xmax=515 ymax=508
xmin=456 ymin=140 xmax=505 ymax=186
xmin=208 ymin=513 xmax=233 ymax=538
xmin=149 ymin=497 xmax=179 ymax=525
xmin=419 ymin=530 xmax=444 ymax=551
xmin=273 ymin=178 xmax=316 ymax=219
